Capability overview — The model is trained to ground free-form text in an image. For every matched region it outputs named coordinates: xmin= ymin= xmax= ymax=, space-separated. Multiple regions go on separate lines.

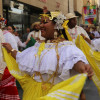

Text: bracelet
xmin=11 ymin=49 xmax=17 ymax=52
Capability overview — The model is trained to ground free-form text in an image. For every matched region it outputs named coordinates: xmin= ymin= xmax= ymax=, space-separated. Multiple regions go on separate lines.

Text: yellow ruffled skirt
xmin=3 ymin=48 xmax=87 ymax=100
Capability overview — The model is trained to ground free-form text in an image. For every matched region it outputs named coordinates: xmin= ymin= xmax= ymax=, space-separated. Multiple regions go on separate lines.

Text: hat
xmin=31 ymin=22 xmax=40 ymax=28
xmin=66 ymin=13 xmax=78 ymax=20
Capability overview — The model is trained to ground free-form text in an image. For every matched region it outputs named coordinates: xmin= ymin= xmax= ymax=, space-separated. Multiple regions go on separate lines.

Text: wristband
xmin=11 ymin=49 xmax=17 ymax=52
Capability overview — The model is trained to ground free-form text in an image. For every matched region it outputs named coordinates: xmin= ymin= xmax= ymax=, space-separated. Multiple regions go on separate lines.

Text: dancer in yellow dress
xmin=2 ymin=12 xmax=93 ymax=100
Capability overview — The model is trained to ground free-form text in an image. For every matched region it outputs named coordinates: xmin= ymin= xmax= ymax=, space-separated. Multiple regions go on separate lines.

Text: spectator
xmin=22 ymin=28 xmax=30 ymax=42
xmin=91 ymin=27 xmax=100 ymax=38
xmin=85 ymin=27 xmax=95 ymax=40
xmin=81 ymin=33 xmax=100 ymax=51
xmin=27 ymin=22 xmax=45 ymax=41
xmin=7 ymin=26 xmax=28 ymax=49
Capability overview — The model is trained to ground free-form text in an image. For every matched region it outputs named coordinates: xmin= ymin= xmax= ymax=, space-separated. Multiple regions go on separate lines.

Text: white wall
xmin=69 ymin=0 xmax=74 ymax=13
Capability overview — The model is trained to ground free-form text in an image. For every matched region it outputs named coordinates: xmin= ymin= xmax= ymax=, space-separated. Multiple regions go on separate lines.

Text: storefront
xmin=3 ymin=0 xmax=42 ymax=34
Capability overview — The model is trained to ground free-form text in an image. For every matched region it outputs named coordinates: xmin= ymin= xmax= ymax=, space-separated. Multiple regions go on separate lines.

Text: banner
xmin=83 ymin=5 xmax=97 ymax=24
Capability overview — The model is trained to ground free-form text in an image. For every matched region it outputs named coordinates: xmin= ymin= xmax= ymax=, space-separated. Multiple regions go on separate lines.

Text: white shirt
xmin=68 ymin=25 xmax=89 ymax=43
xmin=0 ymin=29 xmax=6 ymax=74
xmin=3 ymin=30 xmax=18 ymax=50
xmin=27 ymin=30 xmax=45 ymax=40
xmin=16 ymin=41 xmax=88 ymax=85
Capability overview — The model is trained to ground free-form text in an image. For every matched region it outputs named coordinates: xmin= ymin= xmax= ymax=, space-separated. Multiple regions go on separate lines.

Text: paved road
xmin=84 ymin=79 xmax=100 ymax=100
xmin=18 ymin=79 xmax=100 ymax=100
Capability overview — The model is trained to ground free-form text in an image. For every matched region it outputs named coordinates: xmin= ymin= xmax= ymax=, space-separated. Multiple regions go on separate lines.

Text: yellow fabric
xmin=62 ymin=20 xmax=73 ymax=41
xmin=39 ymin=14 xmax=50 ymax=19
xmin=50 ymin=12 xmax=60 ymax=20
xmin=37 ymin=42 xmax=45 ymax=57
xmin=2 ymin=48 xmax=87 ymax=100
xmin=75 ymin=35 xmax=100 ymax=94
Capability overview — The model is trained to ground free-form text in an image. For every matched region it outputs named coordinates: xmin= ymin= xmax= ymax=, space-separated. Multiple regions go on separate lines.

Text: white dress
xmin=0 ymin=29 xmax=6 ymax=74
xmin=16 ymin=41 xmax=88 ymax=85
xmin=3 ymin=30 xmax=18 ymax=50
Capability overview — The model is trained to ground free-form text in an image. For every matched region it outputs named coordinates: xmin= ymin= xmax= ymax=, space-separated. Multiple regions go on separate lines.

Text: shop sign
xmin=39 ymin=0 xmax=47 ymax=3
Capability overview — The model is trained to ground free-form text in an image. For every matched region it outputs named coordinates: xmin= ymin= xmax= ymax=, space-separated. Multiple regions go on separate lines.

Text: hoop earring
xmin=54 ymin=31 xmax=57 ymax=39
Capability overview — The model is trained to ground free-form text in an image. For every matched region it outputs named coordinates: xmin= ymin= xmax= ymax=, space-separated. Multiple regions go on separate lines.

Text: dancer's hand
xmin=81 ymin=33 xmax=86 ymax=39
xmin=2 ymin=43 xmax=13 ymax=53
xmin=74 ymin=61 xmax=93 ymax=80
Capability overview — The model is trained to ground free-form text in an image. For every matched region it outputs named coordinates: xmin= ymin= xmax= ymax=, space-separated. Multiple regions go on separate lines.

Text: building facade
xmin=17 ymin=0 xmax=68 ymax=14
xmin=83 ymin=0 xmax=99 ymax=6
xmin=0 ymin=0 xmax=3 ymax=16
xmin=1 ymin=0 xmax=99 ymax=31
xmin=0 ymin=0 xmax=69 ymax=33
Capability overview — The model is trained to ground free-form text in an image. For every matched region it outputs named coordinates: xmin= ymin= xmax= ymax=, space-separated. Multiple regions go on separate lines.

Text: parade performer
xmin=65 ymin=13 xmax=89 ymax=43
xmin=0 ymin=17 xmax=20 ymax=100
xmin=7 ymin=26 xmax=27 ymax=48
xmin=27 ymin=22 xmax=45 ymax=41
xmin=2 ymin=12 xmax=93 ymax=100
xmin=81 ymin=33 xmax=100 ymax=51
xmin=62 ymin=13 xmax=100 ymax=97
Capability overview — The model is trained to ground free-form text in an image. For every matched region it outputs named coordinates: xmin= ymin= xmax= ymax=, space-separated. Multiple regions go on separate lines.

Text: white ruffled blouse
xmin=0 ymin=29 xmax=6 ymax=74
xmin=16 ymin=41 xmax=88 ymax=84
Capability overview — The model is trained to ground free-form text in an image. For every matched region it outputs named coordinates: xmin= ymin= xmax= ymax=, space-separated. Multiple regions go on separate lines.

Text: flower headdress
xmin=39 ymin=9 xmax=66 ymax=30
xmin=54 ymin=13 xmax=66 ymax=30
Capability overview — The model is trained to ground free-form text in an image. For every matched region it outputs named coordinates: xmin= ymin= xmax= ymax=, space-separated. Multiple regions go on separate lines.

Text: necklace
xmin=70 ymin=26 xmax=77 ymax=39
xmin=33 ymin=37 xmax=63 ymax=91
xmin=40 ymin=43 xmax=59 ymax=91
xmin=46 ymin=37 xmax=65 ymax=43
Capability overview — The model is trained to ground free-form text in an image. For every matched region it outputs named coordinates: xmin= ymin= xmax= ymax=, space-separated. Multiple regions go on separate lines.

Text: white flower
xmin=54 ymin=13 xmax=66 ymax=30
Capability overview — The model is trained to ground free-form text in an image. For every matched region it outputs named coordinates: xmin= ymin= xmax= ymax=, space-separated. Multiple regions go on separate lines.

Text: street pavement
xmin=84 ymin=79 xmax=100 ymax=100
xmin=17 ymin=79 xmax=100 ymax=100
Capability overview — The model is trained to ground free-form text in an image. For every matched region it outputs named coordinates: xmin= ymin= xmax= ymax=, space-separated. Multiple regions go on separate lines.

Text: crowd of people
xmin=0 ymin=6 xmax=100 ymax=100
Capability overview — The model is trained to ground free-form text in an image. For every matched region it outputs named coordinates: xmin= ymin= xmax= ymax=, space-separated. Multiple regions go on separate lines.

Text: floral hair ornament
xmin=54 ymin=13 xmax=66 ymax=30
xmin=39 ymin=11 xmax=60 ymax=22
